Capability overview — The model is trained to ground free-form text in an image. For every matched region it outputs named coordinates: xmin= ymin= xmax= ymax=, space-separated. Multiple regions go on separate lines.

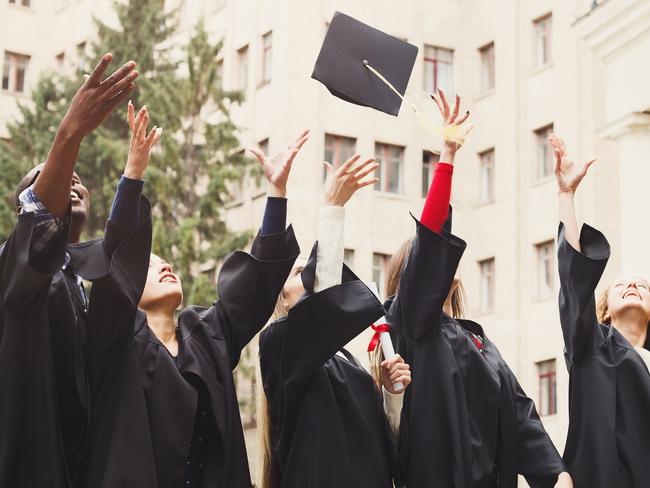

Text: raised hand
xmin=554 ymin=472 xmax=574 ymax=488
xmin=381 ymin=354 xmax=411 ymax=394
xmin=248 ymin=129 xmax=310 ymax=198
xmin=323 ymin=154 xmax=379 ymax=207
xmin=549 ymin=133 xmax=596 ymax=194
xmin=431 ymin=88 xmax=472 ymax=158
xmin=60 ymin=53 xmax=138 ymax=140
xmin=124 ymin=101 xmax=161 ymax=180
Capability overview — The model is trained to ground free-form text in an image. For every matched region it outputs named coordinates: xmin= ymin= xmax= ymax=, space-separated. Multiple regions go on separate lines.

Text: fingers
xmin=438 ymin=88 xmax=450 ymax=119
xmin=449 ymin=94 xmax=460 ymax=124
xmin=553 ymin=147 xmax=563 ymax=174
xmin=85 ymin=53 xmax=113 ymax=86
xmin=352 ymin=158 xmax=379 ymax=181
xmin=454 ymin=110 xmax=470 ymax=126
xmin=106 ymin=82 xmax=135 ymax=109
xmin=584 ymin=158 xmax=597 ymax=171
xmin=291 ymin=129 xmax=310 ymax=149
xmin=134 ymin=106 xmax=148 ymax=142
xmin=356 ymin=177 xmax=379 ymax=189
xmin=145 ymin=127 xmax=161 ymax=148
xmin=430 ymin=93 xmax=444 ymax=117
xmin=323 ymin=161 xmax=335 ymax=175
xmin=338 ymin=153 xmax=361 ymax=172
xmin=103 ymin=69 xmax=139 ymax=101
xmin=127 ymin=100 xmax=135 ymax=131
xmin=247 ymin=147 xmax=266 ymax=164
xmin=100 ymin=60 xmax=136 ymax=92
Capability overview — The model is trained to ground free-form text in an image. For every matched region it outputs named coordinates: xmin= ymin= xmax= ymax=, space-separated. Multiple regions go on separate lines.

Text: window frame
xmin=374 ymin=142 xmax=404 ymax=194
xmin=479 ymin=42 xmax=495 ymax=93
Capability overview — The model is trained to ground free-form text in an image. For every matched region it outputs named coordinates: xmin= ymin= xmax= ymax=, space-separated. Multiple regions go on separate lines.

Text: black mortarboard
xmin=311 ymin=11 xmax=419 ymax=116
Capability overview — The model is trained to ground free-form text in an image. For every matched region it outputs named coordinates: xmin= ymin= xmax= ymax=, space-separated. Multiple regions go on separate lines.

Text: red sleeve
xmin=420 ymin=162 xmax=454 ymax=233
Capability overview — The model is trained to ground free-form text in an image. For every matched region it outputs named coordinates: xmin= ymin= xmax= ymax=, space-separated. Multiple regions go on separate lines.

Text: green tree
xmin=0 ymin=0 xmax=251 ymax=304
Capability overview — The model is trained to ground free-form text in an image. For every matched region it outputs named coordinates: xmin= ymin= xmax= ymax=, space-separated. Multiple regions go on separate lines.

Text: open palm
xmin=248 ymin=129 xmax=310 ymax=197
xmin=549 ymin=133 xmax=596 ymax=194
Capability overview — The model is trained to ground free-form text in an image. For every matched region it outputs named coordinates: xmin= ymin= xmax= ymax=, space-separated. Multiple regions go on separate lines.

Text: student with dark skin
xmin=0 ymin=53 xmax=154 ymax=487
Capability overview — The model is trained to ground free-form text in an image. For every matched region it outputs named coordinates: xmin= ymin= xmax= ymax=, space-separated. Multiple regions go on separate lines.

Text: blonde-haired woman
xmin=385 ymin=90 xmax=571 ymax=488
xmin=551 ymin=133 xmax=650 ymax=488
xmin=258 ymin=154 xmax=411 ymax=488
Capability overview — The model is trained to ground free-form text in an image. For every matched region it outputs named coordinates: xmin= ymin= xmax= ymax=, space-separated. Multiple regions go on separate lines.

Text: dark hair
xmin=14 ymin=164 xmax=44 ymax=209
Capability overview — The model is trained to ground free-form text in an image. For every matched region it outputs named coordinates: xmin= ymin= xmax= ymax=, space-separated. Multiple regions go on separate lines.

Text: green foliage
xmin=0 ymin=0 xmax=252 ymax=305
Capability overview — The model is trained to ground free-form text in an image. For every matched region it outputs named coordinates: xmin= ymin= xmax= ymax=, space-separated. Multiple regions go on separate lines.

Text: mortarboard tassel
xmin=363 ymin=61 xmax=473 ymax=146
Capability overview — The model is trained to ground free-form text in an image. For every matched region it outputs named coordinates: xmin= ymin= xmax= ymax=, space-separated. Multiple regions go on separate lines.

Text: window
xmin=375 ymin=143 xmax=404 ymax=194
xmin=216 ymin=59 xmax=224 ymax=88
xmin=535 ymin=240 xmax=555 ymax=298
xmin=324 ymin=134 xmax=356 ymax=180
xmin=344 ymin=249 xmax=355 ymax=268
xmin=261 ymin=31 xmax=272 ymax=85
xmin=236 ymin=45 xmax=249 ymax=90
xmin=537 ymin=359 xmax=557 ymax=416
xmin=422 ymin=150 xmax=440 ymax=198
xmin=56 ymin=52 xmax=65 ymax=72
xmin=372 ymin=253 xmax=390 ymax=300
xmin=534 ymin=14 xmax=552 ymax=67
xmin=535 ymin=124 xmax=554 ymax=179
xmin=479 ymin=149 xmax=495 ymax=203
xmin=76 ymin=42 xmax=87 ymax=72
xmin=258 ymin=138 xmax=269 ymax=155
xmin=423 ymin=45 xmax=453 ymax=94
xmin=2 ymin=52 xmax=30 ymax=93
xmin=479 ymin=258 xmax=495 ymax=311
xmin=479 ymin=42 xmax=495 ymax=93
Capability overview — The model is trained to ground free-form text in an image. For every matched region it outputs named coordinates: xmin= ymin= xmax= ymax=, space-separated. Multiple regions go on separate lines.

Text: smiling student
xmin=76 ymin=128 xmax=306 ymax=488
xmin=551 ymin=133 xmax=650 ymax=488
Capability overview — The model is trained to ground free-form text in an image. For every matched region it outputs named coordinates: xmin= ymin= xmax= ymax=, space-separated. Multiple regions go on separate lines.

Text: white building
xmin=2 ymin=0 xmax=650 ymax=485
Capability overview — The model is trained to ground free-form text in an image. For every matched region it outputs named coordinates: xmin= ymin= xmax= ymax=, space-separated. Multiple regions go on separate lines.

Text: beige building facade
xmin=2 ymin=0 xmax=650 ymax=485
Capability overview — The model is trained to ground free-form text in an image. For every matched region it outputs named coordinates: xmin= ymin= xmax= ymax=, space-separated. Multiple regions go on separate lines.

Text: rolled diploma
xmin=368 ymin=282 xmax=404 ymax=392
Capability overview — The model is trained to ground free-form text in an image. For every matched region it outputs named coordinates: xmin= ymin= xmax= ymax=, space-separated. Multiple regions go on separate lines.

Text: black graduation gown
xmin=557 ymin=223 xmax=650 ymax=488
xmin=387 ymin=216 xmax=565 ymax=488
xmin=77 ymin=226 xmax=300 ymax=488
xmin=259 ymin=244 xmax=398 ymax=488
xmin=0 ymin=198 xmax=152 ymax=488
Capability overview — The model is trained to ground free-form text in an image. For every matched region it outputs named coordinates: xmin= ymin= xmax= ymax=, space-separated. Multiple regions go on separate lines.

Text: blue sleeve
xmin=260 ymin=197 xmax=287 ymax=236
xmin=108 ymin=176 xmax=145 ymax=230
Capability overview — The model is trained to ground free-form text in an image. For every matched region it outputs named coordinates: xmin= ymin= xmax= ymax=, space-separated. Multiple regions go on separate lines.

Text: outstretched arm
xmin=33 ymin=53 xmax=138 ymax=219
xmin=421 ymin=89 xmax=472 ymax=233
xmin=550 ymin=133 xmax=596 ymax=252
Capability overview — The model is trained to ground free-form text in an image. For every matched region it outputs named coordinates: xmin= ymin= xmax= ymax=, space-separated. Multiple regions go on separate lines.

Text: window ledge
xmin=373 ymin=191 xmax=410 ymax=202
xmin=256 ymin=80 xmax=271 ymax=90
xmin=251 ymin=189 xmax=266 ymax=200
xmin=474 ymin=199 xmax=496 ymax=208
xmin=530 ymin=62 xmax=554 ymax=76
xmin=531 ymin=174 xmax=554 ymax=188
xmin=1 ymin=89 xmax=28 ymax=98
xmin=224 ymin=198 xmax=245 ymax=210
xmin=7 ymin=3 xmax=34 ymax=12
xmin=475 ymin=88 xmax=495 ymax=102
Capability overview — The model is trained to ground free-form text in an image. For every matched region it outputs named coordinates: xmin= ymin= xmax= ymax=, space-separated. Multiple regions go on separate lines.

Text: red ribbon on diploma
xmin=368 ymin=323 xmax=390 ymax=352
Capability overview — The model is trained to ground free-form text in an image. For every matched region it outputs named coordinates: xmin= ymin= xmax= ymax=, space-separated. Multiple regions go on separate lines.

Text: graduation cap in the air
xmin=311 ymin=11 xmax=419 ymax=116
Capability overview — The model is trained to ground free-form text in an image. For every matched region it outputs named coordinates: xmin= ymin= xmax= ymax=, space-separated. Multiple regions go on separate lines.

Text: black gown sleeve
xmin=0 ymin=211 xmax=70 ymax=310
xmin=510 ymin=371 xmax=565 ymax=487
xmin=557 ymin=222 xmax=610 ymax=365
xmin=277 ymin=243 xmax=384 ymax=391
xmin=204 ymin=226 xmax=300 ymax=369
xmin=68 ymin=197 xmax=152 ymax=391
xmin=386 ymin=214 xmax=465 ymax=345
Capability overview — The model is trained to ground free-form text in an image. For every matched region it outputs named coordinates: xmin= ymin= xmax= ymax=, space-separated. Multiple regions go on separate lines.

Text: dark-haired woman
xmin=76 ymin=126 xmax=307 ymax=488
xmin=258 ymin=154 xmax=412 ymax=488
xmin=386 ymin=90 xmax=571 ymax=488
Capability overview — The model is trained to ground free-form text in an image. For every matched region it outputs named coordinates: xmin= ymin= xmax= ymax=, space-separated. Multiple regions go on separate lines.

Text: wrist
xmin=55 ymin=121 xmax=84 ymax=145
xmin=558 ymin=189 xmax=576 ymax=198
xmin=123 ymin=168 xmax=144 ymax=180
xmin=439 ymin=147 xmax=457 ymax=164
xmin=268 ymin=185 xmax=286 ymax=198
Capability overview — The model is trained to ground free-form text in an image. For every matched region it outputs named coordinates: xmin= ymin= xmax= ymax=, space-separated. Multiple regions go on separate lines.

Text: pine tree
xmin=0 ymin=1 xmax=251 ymax=304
